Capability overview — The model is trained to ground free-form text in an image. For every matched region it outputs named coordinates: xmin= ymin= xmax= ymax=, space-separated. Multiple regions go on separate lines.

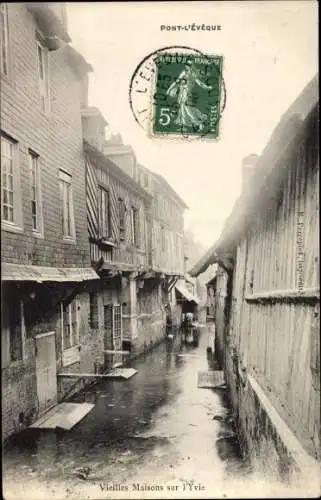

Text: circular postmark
xmin=129 ymin=45 xmax=226 ymax=140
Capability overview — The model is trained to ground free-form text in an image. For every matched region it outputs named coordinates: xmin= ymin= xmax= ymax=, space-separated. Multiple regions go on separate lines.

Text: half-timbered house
xmin=83 ymin=108 xmax=177 ymax=363
xmin=190 ymin=75 xmax=319 ymax=481
xmin=103 ymin=135 xmax=189 ymax=335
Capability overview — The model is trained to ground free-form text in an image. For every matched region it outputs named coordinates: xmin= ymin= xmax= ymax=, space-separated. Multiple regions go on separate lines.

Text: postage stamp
xmin=152 ymin=53 xmax=223 ymax=138
xmin=129 ymin=46 xmax=225 ymax=141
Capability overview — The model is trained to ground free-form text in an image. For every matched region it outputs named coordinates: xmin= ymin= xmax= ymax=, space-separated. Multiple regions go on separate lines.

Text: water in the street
xmin=2 ymin=326 xmax=301 ymax=499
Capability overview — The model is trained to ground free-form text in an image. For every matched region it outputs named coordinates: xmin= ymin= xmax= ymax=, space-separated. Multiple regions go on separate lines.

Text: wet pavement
xmin=2 ymin=325 xmax=302 ymax=499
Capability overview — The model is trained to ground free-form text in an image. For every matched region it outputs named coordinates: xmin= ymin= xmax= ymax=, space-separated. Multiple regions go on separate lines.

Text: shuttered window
xmin=98 ymin=187 xmax=110 ymax=238
xmin=118 ymin=198 xmax=125 ymax=240
xmin=29 ymin=150 xmax=43 ymax=236
xmin=131 ymin=207 xmax=139 ymax=247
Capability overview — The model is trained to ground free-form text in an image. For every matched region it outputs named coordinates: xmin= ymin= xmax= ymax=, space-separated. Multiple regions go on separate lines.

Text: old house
xmin=205 ymin=274 xmax=217 ymax=321
xmin=190 ymin=75 xmax=319 ymax=480
xmin=0 ymin=3 xmax=102 ymax=441
xmin=103 ymin=135 xmax=188 ymax=337
xmin=81 ymin=105 xmax=160 ymax=365
xmin=147 ymin=170 xmax=188 ymax=328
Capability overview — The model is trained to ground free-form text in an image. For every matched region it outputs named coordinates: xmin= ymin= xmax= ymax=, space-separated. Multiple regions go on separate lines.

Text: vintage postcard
xmin=1 ymin=1 xmax=319 ymax=500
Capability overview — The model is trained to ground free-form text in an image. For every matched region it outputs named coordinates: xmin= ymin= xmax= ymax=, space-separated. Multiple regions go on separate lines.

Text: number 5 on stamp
xmin=152 ymin=53 xmax=224 ymax=138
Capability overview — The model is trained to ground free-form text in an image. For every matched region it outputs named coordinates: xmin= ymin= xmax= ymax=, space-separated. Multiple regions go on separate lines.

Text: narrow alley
xmin=3 ymin=325 xmax=250 ymax=499
xmin=1 ymin=3 xmax=319 ymax=499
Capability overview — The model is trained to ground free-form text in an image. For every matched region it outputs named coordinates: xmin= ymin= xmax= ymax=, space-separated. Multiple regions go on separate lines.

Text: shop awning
xmin=175 ymin=282 xmax=199 ymax=304
xmin=1 ymin=263 xmax=99 ymax=283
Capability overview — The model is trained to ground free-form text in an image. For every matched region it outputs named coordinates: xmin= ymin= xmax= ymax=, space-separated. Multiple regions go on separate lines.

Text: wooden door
xmin=112 ymin=305 xmax=122 ymax=351
xmin=112 ymin=305 xmax=122 ymax=367
xmin=35 ymin=332 xmax=57 ymax=415
xmin=103 ymin=305 xmax=113 ymax=351
xmin=103 ymin=304 xmax=123 ymax=368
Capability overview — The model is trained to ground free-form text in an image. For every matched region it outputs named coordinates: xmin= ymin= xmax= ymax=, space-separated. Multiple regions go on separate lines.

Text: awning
xmin=175 ymin=282 xmax=199 ymax=304
xmin=1 ymin=263 xmax=99 ymax=283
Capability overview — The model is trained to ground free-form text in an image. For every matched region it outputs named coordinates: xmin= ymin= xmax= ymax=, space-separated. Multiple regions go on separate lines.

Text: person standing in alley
xmin=165 ymin=303 xmax=174 ymax=338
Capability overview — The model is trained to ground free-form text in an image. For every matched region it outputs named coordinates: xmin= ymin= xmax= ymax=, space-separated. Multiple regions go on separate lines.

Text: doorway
xmin=103 ymin=304 xmax=123 ymax=369
xmin=35 ymin=332 xmax=57 ymax=415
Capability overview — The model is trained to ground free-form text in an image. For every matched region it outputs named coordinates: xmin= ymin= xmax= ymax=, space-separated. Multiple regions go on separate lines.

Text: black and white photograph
xmin=1 ymin=1 xmax=319 ymax=498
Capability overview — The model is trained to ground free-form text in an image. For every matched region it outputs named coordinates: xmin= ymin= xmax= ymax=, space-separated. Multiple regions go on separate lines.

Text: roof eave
xmin=190 ymin=75 xmax=319 ymax=278
xmin=83 ymin=141 xmax=152 ymax=202
xmin=27 ymin=3 xmax=71 ymax=43
xmin=65 ymin=46 xmax=93 ymax=76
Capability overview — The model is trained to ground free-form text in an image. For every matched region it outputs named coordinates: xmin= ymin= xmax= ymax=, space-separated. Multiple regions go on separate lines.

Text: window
xmin=98 ymin=187 xmax=110 ymax=238
xmin=36 ymin=35 xmax=49 ymax=113
xmin=139 ymin=170 xmax=149 ymax=189
xmin=143 ymin=172 xmax=149 ymax=188
xmin=29 ymin=151 xmax=43 ymax=236
xmin=131 ymin=207 xmax=139 ymax=247
xmin=161 ymin=225 xmax=166 ymax=251
xmin=176 ymin=234 xmax=180 ymax=257
xmin=62 ymin=299 xmax=79 ymax=351
xmin=1 ymin=136 xmax=14 ymax=223
xmin=89 ymin=293 xmax=99 ymax=329
xmin=1 ymin=134 xmax=22 ymax=231
xmin=0 ymin=3 xmax=9 ymax=75
xmin=118 ymin=198 xmax=125 ymax=240
xmin=59 ymin=170 xmax=75 ymax=241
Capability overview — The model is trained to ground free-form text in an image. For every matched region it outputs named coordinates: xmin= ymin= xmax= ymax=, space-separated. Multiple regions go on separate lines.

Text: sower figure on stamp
xmin=166 ymin=59 xmax=212 ymax=131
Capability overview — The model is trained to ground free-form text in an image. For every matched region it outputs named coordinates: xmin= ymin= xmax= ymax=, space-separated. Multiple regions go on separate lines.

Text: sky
xmin=66 ymin=1 xmax=318 ymax=251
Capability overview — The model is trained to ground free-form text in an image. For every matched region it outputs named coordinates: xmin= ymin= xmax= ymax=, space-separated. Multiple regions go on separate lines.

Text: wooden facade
xmin=84 ymin=141 xmax=151 ymax=271
xmin=228 ymin=102 xmax=319 ymax=460
xmin=103 ymin=138 xmax=187 ymax=278
xmin=190 ymin=76 xmax=319 ymax=475
xmin=149 ymin=173 xmax=186 ymax=276
xmin=85 ymin=124 xmax=188 ymax=355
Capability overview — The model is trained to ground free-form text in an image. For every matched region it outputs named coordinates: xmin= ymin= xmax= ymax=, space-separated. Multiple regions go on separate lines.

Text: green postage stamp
xmin=152 ymin=53 xmax=223 ymax=138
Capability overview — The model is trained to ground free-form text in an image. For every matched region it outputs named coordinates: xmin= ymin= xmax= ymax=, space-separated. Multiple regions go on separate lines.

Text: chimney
xmin=81 ymin=107 xmax=108 ymax=152
xmin=241 ymin=154 xmax=258 ymax=192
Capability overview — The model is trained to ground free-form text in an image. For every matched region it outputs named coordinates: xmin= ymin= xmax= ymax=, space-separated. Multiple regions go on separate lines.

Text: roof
xmin=81 ymin=107 xmax=107 ymax=126
xmin=175 ymin=281 xmax=199 ymax=304
xmin=103 ymin=139 xmax=136 ymax=160
xmin=84 ymin=141 xmax=152 ymax=202
xmin=64 ymin=45 xmax=93 ymax=76
xmin=190 ymin=74 xmax=319 ymax=277
xmin=153 ymin=173 xmax=188 ymax=209
xmin=2 ymin=263 xmax=99 ymax=283
xmin=27 ymin=3 xmax=71 ymax=42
